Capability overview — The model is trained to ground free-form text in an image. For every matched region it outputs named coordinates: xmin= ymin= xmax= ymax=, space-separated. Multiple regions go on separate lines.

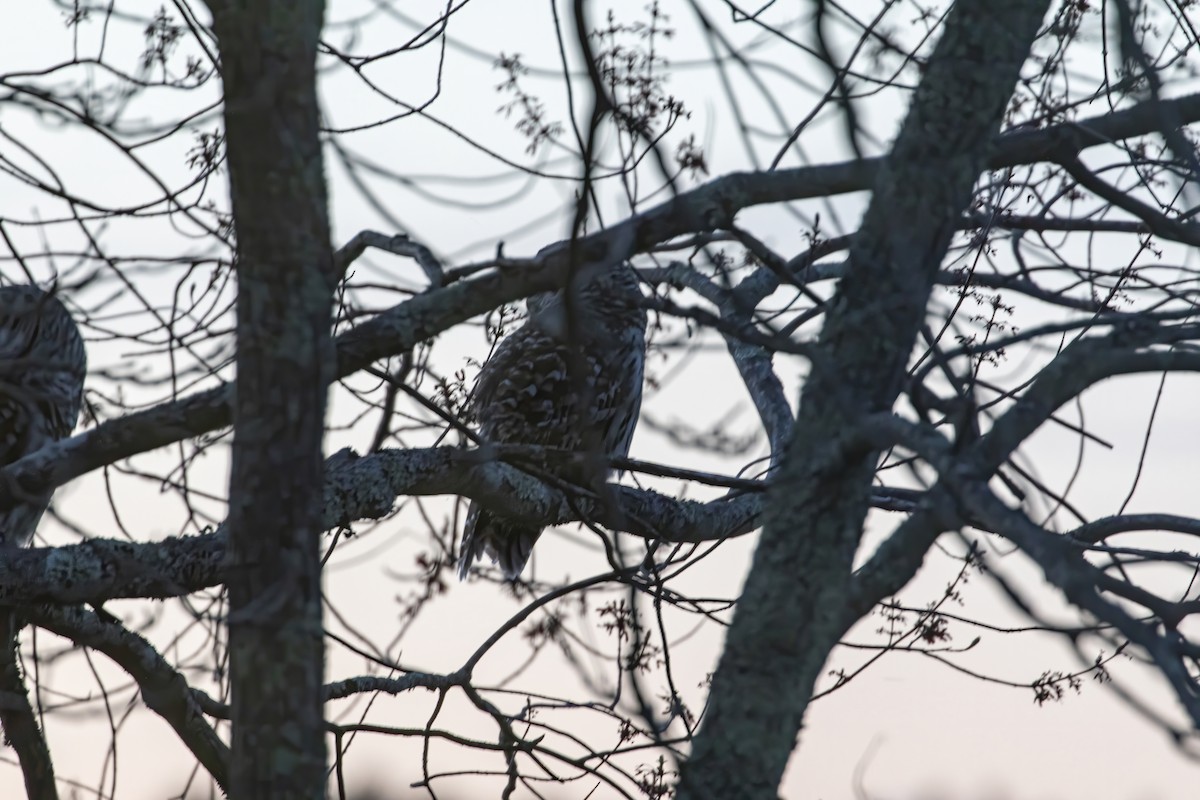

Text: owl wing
xmin=0 ymin=286 xmax=86 ymax=547
xmin=460 ymin=320 xmax=646 ymax=579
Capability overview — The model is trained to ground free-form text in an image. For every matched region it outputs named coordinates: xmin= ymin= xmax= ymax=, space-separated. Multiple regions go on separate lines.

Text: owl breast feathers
xmin=0 ymin=286 xmax=86 ymax=548
xmin=458 ymin=264 xmax=647 ymax=579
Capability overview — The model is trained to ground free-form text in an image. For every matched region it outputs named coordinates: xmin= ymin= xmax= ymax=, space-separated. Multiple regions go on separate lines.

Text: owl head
xmin=528 ymin=263 xmax=646 ymax=342
xmin=0 ymin=285 xmax=87 ymax=431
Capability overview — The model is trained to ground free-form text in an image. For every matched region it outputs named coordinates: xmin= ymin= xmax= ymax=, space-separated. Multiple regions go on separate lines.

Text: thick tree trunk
xmin=208 ymin=1 xmax=334 ymax=797
xmin=676 ymin=2 xmax=1052 ymax=797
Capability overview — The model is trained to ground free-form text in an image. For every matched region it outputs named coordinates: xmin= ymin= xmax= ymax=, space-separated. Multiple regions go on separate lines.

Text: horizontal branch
xmin=3 ymin=93 xmax=1198 ymax=511
xmin=1068 ymin=513 xmax=1200 ymax=543
xmin=2 ymin=443 xmax=921 ymax=604
xmin=9 ymin=329 xmax=1198 ymax=616
xmin=0 ymin=447 xmax=759 ymax=604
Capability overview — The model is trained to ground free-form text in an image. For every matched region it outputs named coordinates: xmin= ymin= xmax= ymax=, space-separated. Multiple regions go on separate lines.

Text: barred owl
xmin=458 ymin=264 xmax=647 ymax=579
xmin=0 ymin=286 xmax=86 ymax=548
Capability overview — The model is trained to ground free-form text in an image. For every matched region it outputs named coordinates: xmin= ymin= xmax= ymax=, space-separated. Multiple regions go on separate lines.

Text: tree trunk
xmin=676 ymin=2 xmax=1052 ymax=797
xmin=209 ymin=1 xmax=334 ymax=796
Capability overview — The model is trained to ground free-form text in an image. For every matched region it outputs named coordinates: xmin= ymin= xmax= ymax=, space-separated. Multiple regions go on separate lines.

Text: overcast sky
xmin=3 ymin=1 xmax=1200 ymax=798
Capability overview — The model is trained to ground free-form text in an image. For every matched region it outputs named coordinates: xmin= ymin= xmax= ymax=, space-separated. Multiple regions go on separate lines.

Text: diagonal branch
xmin=849 ymin=326 xmax=1200 ymax=626
xmin=0 ymin=612 xmax=56 ymax=800
xmin=25 ymin=604 xmax=230 ymax=791
xmin=4 ymin=94 xmax=1200 ymax=511
xmin=959 ymin=481 xmax=1200 ymax=731
xmin=1059 ymin=155 xmax=1200 ymax=246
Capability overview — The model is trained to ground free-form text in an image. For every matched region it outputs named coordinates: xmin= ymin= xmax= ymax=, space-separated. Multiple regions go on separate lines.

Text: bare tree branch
xmin=678 ymin=3 xmax=1054 ymax=795
xmin=25 ymin=605 xmax=231 ymax=791
xmin=5 ymin=91 xmax=1200 ymax=516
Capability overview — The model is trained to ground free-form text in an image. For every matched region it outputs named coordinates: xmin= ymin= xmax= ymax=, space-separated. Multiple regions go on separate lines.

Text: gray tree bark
xmin=675 ymin=2 xmax=1053 ymax=797
xmin=208 ymin=1 xmax=335 ymax=796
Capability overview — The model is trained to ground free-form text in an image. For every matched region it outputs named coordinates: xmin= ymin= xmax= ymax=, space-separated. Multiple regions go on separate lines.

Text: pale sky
xmin=2 ymin=1 xmax=1200 ymax=798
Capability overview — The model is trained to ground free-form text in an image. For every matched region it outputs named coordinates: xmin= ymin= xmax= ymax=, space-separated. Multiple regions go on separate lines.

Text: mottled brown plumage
xmin=458 ymin=264 xmax=647 ymax=579
xmin=0 ymin=286 xmax=85 ymax=786
xmin=0 ymin=286 xmax=86 ymax=547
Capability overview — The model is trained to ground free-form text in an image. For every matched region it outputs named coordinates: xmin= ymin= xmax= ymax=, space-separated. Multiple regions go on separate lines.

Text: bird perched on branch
xmin=0 ymin=285 xmax=87 ymax=547
xmin=0 ymin=285 xmax=85 ymax=782
xmin=458 ymin=263 xmax=647 ymax=580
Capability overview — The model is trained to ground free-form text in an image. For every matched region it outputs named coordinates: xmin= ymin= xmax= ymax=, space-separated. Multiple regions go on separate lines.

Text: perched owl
xmin=0 ymin=286 xmax=86 ymax=547
xmin=458 ymin=264 xmax=647 ymax=579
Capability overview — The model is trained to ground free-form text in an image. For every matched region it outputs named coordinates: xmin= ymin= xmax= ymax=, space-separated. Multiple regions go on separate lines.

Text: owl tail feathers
xmin=457 ymin=503 xmax=542 ymax=581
